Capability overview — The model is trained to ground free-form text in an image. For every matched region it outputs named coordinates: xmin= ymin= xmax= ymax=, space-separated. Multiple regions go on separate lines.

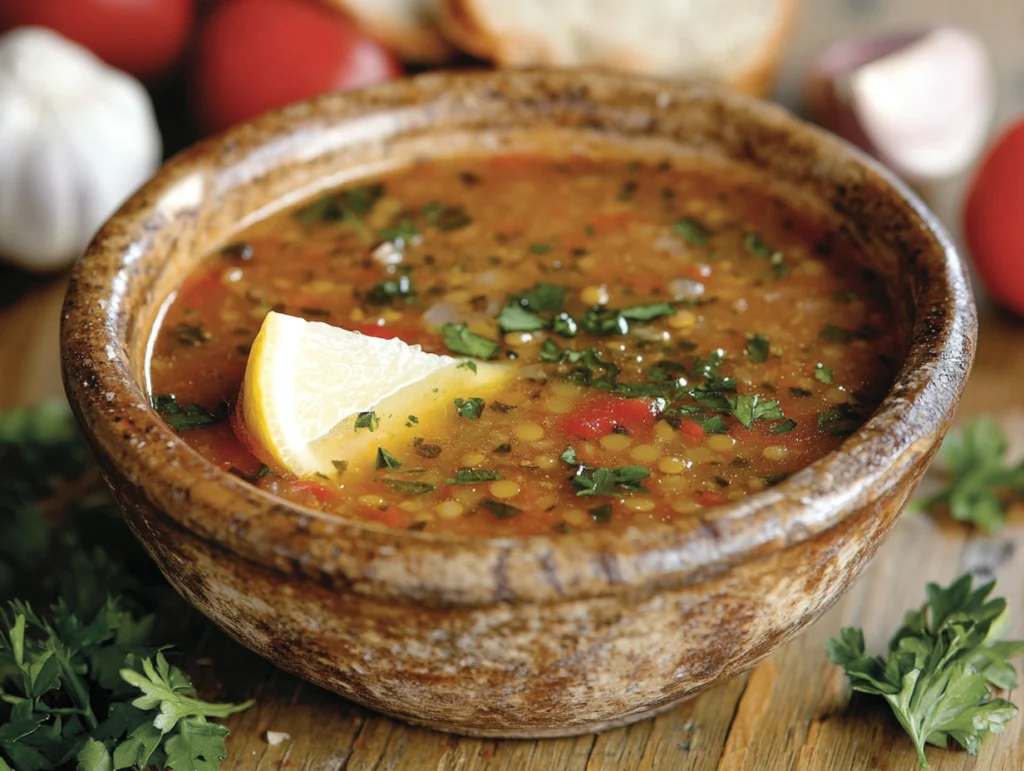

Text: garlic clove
xmin=805 ymin=27 xmax=994 ymax=182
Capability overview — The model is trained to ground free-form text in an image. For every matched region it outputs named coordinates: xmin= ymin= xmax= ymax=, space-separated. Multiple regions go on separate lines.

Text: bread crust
xmin=439 ymin=0 xmax=800 ymax=97
xmin=322 ymin=0 xmax=455 ymax=64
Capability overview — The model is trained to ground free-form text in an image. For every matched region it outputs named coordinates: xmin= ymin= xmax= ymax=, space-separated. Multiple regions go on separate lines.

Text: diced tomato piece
xmin=360 ymin=505 xmax=406 ymax=529
xmin=289 ymin=480 xmax=337 ymax=505
xmin=678 ymin=419 xmax=705 ymax=440
xmin=695 ymin=491 xmax=726 ymax=507
xmin=354 ymin=323 xmax=420 ymax=344
xmin=561 ymin=397 xmax=657 ymax=439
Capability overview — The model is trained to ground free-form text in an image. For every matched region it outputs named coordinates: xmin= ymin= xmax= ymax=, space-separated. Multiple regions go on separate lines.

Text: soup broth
xmin=147 ymin=155 xmax=900 ymax=537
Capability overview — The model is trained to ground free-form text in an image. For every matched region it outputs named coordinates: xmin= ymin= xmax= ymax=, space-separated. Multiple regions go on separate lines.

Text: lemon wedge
xmin=241 ymin=311 xmax=512 ymax=478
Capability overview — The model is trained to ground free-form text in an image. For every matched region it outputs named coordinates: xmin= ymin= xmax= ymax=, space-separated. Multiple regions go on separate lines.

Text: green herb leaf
xmin=588 ymin=503 xmax=613 ymax=523
xmin=551 ymin=312 xmax=579 ymax=338
xmin=424 ymin=204 xmax=472 ymax=232
xmin=528 ymin=242 xmax=551 ymax=255
xmin=457 ymin=360 xmax=478 ymax=373
xmin=376 ymin=220 xmax=420 ymax=245
xmin=818 ymin=405 xmax=862 ymax=436
xmin=479 ymin=499 xmax=522 ymax=519
xmin=445 ymin=468 xmax=504 ymax=485
xmin=726 ymin=394 xmax=785 ymax=429
xmin=441 ymin=323 xmax=499 ymax=359
xmin=560 ymin=447 xmax=579 ymax=465
xmin=332 ymin=460 xmax=349 ymax=475
xmin=814 ymin=364 xmax=834 ymax=384
xmin=540 ymin=338 xmax=562 ymax=362
xmin=674 ymin=218 xmax=709 ymax=247
xmin=820 ymin=323 xmax=852 ymax=344
xmin=383 ymin=479 xmax=435 ymax=494
xmin=375 ymin=447 xmax=403 ymax=470
xmin=151 ymin=395 xmax=225 ymax=432
xmin=572 ymin=465 xmax=650 ymax=497
xmin=453 ymin=397 xmax=485 ymax=420
xmin=174 ymin=322 xmax=212 ymax=347
xmin=619 ymin=302 xmax=675 ymax=321
xmin=745 ymin=333 xmax=770 ymax=363
xmin=366 ymin=275 xmax=415 ymax=304
xmin=915 ymin=418 xmax=1024 ymax=533
xmin=512 ymin=282 xmax=566 ymax=313
xmin=354 ymin=411 xmax=380 ymax=432
xmin=770 ymin=419 xmax=797 ymax=435
xmin=827 ymin=574 xmax=1024 ymax=768
xmin=497 ymin=304 xmax=546 ymax=333
xmin=294 ymin=183 xmax=384 ymax=227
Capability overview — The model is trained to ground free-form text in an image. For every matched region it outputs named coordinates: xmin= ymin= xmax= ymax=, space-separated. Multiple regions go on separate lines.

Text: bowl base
xmin=379 ymin=692 xmax=696 ymax=739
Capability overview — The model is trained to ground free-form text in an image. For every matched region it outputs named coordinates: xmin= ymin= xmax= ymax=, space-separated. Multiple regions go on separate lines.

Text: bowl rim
xmin=61 ymin=68 xmax=976 ymax=606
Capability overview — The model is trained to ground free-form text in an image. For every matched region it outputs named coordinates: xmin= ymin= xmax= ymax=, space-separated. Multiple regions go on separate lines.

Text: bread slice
xmin=439 ymin=0 xmax=799 ymax=97
xmin=323 ymin=0 xmax=453 ymax=64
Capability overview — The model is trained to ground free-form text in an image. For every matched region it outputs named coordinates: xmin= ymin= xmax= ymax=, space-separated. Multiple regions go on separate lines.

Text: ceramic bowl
xmin=61 ymin=69 xmax=976 ymax=738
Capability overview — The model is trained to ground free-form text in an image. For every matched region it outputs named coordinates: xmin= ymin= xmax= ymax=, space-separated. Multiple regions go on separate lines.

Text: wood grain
xmin=2 ymin=1 xmax=1022 ymax=767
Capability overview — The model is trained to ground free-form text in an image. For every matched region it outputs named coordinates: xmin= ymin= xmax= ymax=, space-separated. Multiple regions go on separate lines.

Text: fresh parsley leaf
xmin=674 ymin=218 xmax=709 ymax=247
xmin=445 ymin=468 xmax=504 ymax=485
xmin=540 ymin=338 xmax=562 ymax=362
xmin=293 ymin=184 xmax=384 ymax=227
xmin=551 ymin=312 xmax=579 ymax=338
xmin=743 ymin=233 xmax=787 ymax=278
xmin=376 ymin=220 xmax=420 ymax=245
xmin=619 ymin=302 xmax=675 ymax=321
xmin=559 ymin=447 xmax=579 ymax=465
xmin=457 ymin=360 xmax=477 ymax=373
xmin=375 ymin=447 xmax=403 ymax=470
xmin=512 ymin=282 xmax=565 ymax=313
xmin=818 ymin=405 xmax=862 ymax=436
xmin=453 ymin=397 xmax=485 ymax=420
xmin=151 ymin=395 xmax=225 ymax=432
xmin=354 ymin=411 xmax=380 ymax=432
xmin=580 ymin=302 xmax=674 ymax=336
xmin=571 ymin=466 xmax=650 ymax=496
xmin=700 ymin=415 xmax=729 ymax=434
xmin=820 ymin=323 xmax=852 ymax=344
xmin=424 ymin=204 xmax=472 ymax=232
xmin=588 ymin=503 xmax=613 ymax=523
xmin=382 ymin=479 xmax=435 ymax=494
xmin=331 ymin=460 xmax=349 ymax=475
xmin=441 ymin=324 xmax=499 ymax=359
xmin=827 ymin=574 xmax=1024 ymax=768
xmin=479 ymin=499 xmax=522 ymax=519
xmin=366 ymin=275 xmax=414 ymax=304
xmin=497 ymin=304 xmax=545 ymax=332
xmin=745 ymin=333 xmax=770 ymax=363
xmin=174 ymin=322 xmax=212 ymax=347
xmin=528 ymin=242 xmax=551 ymax=255
xmin=726 ymin=394 xmax=785 ymax=429
xmin=770 ymin=419 xmax=797 ymax=435
xmin=915 ymin=418 xmax=1024 ymax=533
xmin=814 ymin=364 xmax=834 ymax=384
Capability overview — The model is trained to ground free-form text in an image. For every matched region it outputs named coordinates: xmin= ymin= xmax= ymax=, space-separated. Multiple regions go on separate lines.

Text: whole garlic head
xmin=0 ymin=27 xmax=162 ymax=271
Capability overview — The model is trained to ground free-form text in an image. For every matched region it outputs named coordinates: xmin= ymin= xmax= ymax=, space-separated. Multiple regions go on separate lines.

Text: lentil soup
xmin=147 ymin=155 xmax=900 ymax=537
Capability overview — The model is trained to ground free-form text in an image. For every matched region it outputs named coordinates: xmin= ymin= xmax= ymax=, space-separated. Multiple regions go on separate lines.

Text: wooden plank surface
xmin=3 ymin=1 xmax=1023 ymax=768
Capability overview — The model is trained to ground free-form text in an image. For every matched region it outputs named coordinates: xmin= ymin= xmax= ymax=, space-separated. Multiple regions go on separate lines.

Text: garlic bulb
xmin=0 ymin=27 xmax=162 ymax=271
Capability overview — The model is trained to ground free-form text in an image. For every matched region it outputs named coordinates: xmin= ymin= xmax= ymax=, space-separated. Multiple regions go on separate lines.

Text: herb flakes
xmin=441 ymin=323 xmax=500 ymax=360
xmin=445 ymin=468 xmax=504 ymax=485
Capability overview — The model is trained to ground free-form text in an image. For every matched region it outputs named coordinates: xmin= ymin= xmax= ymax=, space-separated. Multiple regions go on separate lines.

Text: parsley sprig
xmin=0 ymin=403 xmax=253 ymax=770
xmin=915 ymin=418 xmax=1024 ymax=533
xmin=827 ymin=574 xmax=1024 ymax=768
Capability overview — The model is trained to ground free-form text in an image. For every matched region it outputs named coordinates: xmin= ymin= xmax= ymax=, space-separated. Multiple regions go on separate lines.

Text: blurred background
xmin=0 ymin=0 xmax=1021 ymax=402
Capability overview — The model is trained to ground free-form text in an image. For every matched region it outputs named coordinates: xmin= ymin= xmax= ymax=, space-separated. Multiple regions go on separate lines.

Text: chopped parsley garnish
xmin=354 ymin=410 xmax=380 ymax=432
xmin=571 ymin=465 xmax=651 ymax=497
xmin=366 ymin=274 xmax=415 ymax=304
xmin=332 ymin=459 xmax=349 ymax=474
xmin=441 ymin=323 xmax=499 ymax=359
xmin=513 ymin=282 xmax=566 ymax=313
xmin=726 ymin=394 xmax=785 ymax=429
xmin=818 ymin=405 xmax=862 ymax=436
xmin=674 ymin=218 xmax=709 ymax=247
xmin=375 ymin=446 xmax=403 ymax=470
xmin=457 ymin=360 xmax=478 ymax=373
xmin=560 ymin=446 xmax=579 ymax=464
xmin=479 ymin=498 xmax=522 ymax=519
xmin=174 ymin=322 xmax=212 ymax=347
xmin=497 ymin=304 xmax=546 ymax=332
xmin=814 ymin=364 xmax=834 ymax=384
xmin=413 ymin=440 xmax=442 ymax=459
xmin=383 ymin=479 xmax=435 ymax=494
xmin=151 ymin=394 xmax=225 ymax=432
xmin=424 ymin=203 xmax=473 ymax=232
xmin=293 ymin=183 xmax=384 ymax=226
xmin=744 ymin=232 xmax=787 ymax=278
xmin=820 ymin=323 xmax=852 ymax=344
xmin=745 ymin=333 xmax=770 ymax=363
xmin=589 ymin=503 xmax=613 ymax=523
xmin=770 ymin=419 xmax=797 ymax=435
xmin=445 ymin=468 xmax=504 ymax=485
xmin=827 ymin=574 xmax=1024 ymax=768
xmin=581 ymin=302 xmax=675 ymax=336
xmin=699 ymin=415 xmax=729 ymax=434
xmin=376 ymin=220 xmax=420 ymax=244
xmin=551 ymin=312 xmax=579 ymax=337
xmin=453 ymin=397 xmax=485 ymax=420
xmin=529 ymin=242 xmax=551 ymax=255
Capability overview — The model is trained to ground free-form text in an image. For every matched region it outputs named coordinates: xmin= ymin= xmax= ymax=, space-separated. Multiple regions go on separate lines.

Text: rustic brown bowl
xmin=61 ymin=69 xmax=976 ymax=738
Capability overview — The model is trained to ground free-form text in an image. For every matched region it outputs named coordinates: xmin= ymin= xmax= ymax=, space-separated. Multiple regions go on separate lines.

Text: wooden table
xmin=3 ymin=1 xmax=1023 ymax=768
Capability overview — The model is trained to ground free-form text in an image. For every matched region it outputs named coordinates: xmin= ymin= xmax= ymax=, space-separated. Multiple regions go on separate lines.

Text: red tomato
xmin=0 ymin=0 xmax=195 ymax=82
xmin=561 ymin=396 xmax=657 ymax=439
xmin=192 ymin=0 xmax=401 ymax=134
xmin=288 ymin=480 xmax=337 ymax=506
xmin=678 ymin=419 xmax=705 ymax=440
xmin=964 ymin=118 xmax=1024 ymax=315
